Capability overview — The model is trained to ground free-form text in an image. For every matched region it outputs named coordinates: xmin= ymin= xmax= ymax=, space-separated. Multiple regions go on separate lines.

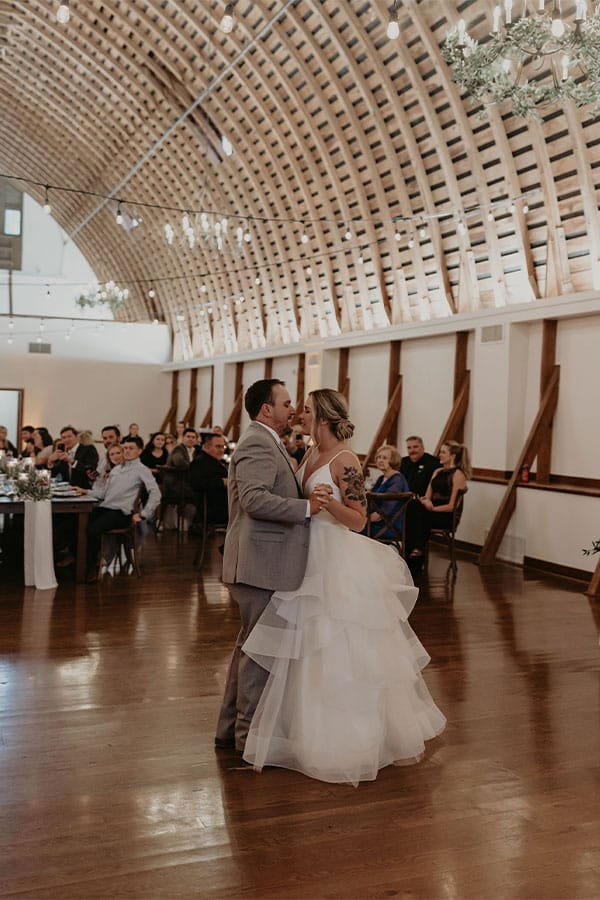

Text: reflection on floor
xmin=1 ymin=528 xmax=599 ymax=899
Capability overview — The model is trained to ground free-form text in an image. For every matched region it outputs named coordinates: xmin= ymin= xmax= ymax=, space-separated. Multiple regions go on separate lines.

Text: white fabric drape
xmin=24 ymin=499 xmax=58 ymax=590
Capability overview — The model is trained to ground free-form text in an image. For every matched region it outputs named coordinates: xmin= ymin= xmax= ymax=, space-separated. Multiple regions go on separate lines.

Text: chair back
xmin=366 ymin=491 xmax=416 ymax=558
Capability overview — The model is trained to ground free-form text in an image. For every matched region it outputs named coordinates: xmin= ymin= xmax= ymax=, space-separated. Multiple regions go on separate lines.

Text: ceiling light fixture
xmin=442 ymin=2 xmax=600 ymax=118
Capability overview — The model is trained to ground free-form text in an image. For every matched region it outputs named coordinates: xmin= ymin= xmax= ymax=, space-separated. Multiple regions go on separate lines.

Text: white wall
xmin=398 ymin=334 xmax=455 ymax=452
xmin=1 ymin=355 xmax=171 ymax=444
xmin=347 ymin=343 xmax=390 ymax=453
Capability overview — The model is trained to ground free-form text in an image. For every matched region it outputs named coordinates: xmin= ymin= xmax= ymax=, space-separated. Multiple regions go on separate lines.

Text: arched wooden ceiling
xmin=1 ymin=0 xmax=599 ymax=358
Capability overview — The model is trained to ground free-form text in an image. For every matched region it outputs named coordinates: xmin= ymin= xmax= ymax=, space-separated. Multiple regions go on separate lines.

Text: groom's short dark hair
xmin=245 ymin=379 xmax=285 ymax=420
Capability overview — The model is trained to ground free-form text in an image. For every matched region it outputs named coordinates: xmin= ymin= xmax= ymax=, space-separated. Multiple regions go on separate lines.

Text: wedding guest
xmin=47 ymin=425 xmax=99 ymax=489
xmin=76 ymin=436 xmax=160 ymax=581
xmin=32 ymin=427 xmax=54 ymax=467
xmin=400 ymin=435 xmax=440 ymax=496
xmin=79 ymin=430 xmax=94 ymax=446
xmin=104 ymin=442 xmax=124 ymax=477
xmin=140 ymin=432 xmax=169 ymax=478
xmin=164 ymin=433 xmax=177 ymax=454
xmin=125 ymin=422 xmax=141 ymax=441
xmin=407 ymin=440 xmax=470 ymax=568
xmin=21 ymin=426 xmax=35 ymax=455
xmin=0 ymin=425 xmax=17 ymax=456
xmin=175 ymin=421 xmax=186 ymax=442
xmin=189 ymin=433 xmax=229 ymax=524
xmin=362 ymin=444 xmax=410 ymax=540
xmin=96 ymin=425 xmax=122 ymax=479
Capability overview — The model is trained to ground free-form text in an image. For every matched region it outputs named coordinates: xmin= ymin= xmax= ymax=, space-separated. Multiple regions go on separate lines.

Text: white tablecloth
xmin=24 ymin=499 xmax=57 ymax=590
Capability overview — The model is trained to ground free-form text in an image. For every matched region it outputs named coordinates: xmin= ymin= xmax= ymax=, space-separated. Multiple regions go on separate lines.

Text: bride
xmin=242 ymin=388 xmax=446 ymax=785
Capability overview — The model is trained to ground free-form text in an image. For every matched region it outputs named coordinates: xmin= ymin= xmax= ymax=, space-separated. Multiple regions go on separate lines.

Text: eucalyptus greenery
xmin=442 ymin=14 xmax=600 ymax=119
xmin=76 ymin=281 xmax=129 ymax=312
xmin=582 ymin=540 xmax=600 ymax=557
xmin=15 ymin=467 xmax=52 ymax=502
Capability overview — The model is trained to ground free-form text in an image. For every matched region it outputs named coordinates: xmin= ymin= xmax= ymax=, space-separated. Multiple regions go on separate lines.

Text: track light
xmin=57 ymin=1 xmax=70 ymax=24
xmin=220 ymin=3 xmax=234 ymax=34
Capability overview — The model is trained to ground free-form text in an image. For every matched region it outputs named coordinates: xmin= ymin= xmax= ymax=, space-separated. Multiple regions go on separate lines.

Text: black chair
xmin=423 ymin=488 xmax=467 ymax=573
xmin=365 ymin=491 xmax=416 ymax=559
xmin=193 ymin=492 xmax=228 ymax=569
xmin=155 ymin=465 xmax=194 ymax=535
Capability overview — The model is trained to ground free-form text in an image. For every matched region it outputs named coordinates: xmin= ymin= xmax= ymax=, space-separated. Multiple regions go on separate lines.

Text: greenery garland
xmin=442 ymin=16 xmax=600 ymax=120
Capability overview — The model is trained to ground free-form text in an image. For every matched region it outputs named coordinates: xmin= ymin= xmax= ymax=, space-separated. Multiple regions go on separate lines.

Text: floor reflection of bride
xmin=242 ymin=388 xmax=446 ymax=786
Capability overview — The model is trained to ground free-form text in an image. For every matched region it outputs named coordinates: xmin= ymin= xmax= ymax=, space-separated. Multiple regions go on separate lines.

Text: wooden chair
xmin=423 ymin=488 xmax=467 ymax=574
xmin=365 ymin=491 xmax=416 ymax=558
xmin=155 ymin=465 xmax=193 ymax=535
xmin=98 ymin=521 xmax=142 ymax=577
xmin=193 ymin=492 xmax=228 ymax=569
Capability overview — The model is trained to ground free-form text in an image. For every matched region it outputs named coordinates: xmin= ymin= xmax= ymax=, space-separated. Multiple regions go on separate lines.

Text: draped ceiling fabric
xmin=1 ymin=0 xmax=599 ymax=358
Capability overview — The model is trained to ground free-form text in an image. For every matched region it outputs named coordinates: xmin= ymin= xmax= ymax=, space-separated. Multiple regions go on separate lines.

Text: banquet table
xmin=0 ymin=495 xmax=97 ymax=584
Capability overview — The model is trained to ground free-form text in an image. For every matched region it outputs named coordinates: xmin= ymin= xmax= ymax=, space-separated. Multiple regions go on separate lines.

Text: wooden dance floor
xmin=1 ymin=530 xmax=599 ymax=899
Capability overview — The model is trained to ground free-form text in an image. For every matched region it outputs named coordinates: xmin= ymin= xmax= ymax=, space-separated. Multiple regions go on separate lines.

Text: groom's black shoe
xmin=214 ymin=737 xmax=236 ymax=750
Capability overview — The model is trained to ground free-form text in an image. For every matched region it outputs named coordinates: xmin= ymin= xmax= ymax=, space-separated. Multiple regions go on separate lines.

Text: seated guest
xmin=400 ymin=435 xmax=440 ymax=496
xmin=21 ymin=426 xmax=35 ymax=456
xmin=32 ymin=427 xmax=54 ymax=467
xmin=175 ymin=420 xmax=186 ymax=442
xmin=162 ymin=427 xmax=199 ymax=506
xmin=140 ymin=432 xmax=169 ymax=477
xmin=125 ymin=422 xmax=141 ymax=442
xmin=407 ymin=441 xmax=470 ymax=568
xmin=0 ymin=425 xmax=17 ymax=456
xmin=168 ymin=428 xmax=200 ymax=467
xmin=189 ymin=433 xmax=229 ymax=524
xmin=104 ymin=443 xmax=124 ymax=477
xmin=96 ymin=425 xmax=121 ymax=479
xmin=362 ymin=444 xmax=410 ymax=540
xmin=289 ymin=430 xmax=307 ymax=465
xmin=79 ymin=429 xmax=94 ymax=446
xmin=47 ymin=425 xmax=99 ymax=488
xmin=76 ymin=435 xmax=160 ymax=581
xmin=164 ymin=433 xmax=177 ymax=454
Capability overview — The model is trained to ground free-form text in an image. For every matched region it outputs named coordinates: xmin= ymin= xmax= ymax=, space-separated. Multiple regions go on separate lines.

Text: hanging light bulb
xmin=344 ymin=223 xmax=352 ymax=241
xmin=56 ymin=1 xmax=70 ymax=24
xmin=419 ymin=225 xmax=427 ymax=239
xmin=387 ymin=0 xmax=400 ymax=39
xmin=522 ymin=203 xmax=530 ymax=214
xmin=301 ymin=230 xmax=309 ymax=244
xmin=43 ymin=185 xmax=51 ymax=215
xmin=407 ymin=237 xmax=415 ymax=249
xmin=148 ymin=287 xmax=156 ymax=299
xmin=220 ymin=2 xmax=234 ymax=33
xmin=116 ymin=202 xmax=123 ymax=225
xmin=357 ymin=254 xmax=364 ymax=265
xmin=8 ymin=318 xmax=14 ymax=329
xmin=255 ymin=276 xmax=261 ymax=285
xmin=7 ymin=336 xmax=13 ymax=345
xmin=394 ymin=229 xmax=402 ymax=241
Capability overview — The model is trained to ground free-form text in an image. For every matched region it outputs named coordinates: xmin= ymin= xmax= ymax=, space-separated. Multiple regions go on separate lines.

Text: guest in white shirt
xmin=76 ymin=436 xmax=160 ymax=581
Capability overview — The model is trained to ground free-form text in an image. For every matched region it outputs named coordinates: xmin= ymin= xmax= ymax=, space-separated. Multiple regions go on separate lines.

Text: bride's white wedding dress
xmin=242 ymin=454 xmax=446 ymax=785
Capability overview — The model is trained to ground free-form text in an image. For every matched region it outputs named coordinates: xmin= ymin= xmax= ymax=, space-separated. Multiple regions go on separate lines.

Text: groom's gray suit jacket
xmin=222 ymin=421 xmax=310 ymax=592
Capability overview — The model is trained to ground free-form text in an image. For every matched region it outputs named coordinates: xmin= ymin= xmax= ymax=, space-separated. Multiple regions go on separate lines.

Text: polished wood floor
xmin=1 ymin=528 xmax=599 ymax=899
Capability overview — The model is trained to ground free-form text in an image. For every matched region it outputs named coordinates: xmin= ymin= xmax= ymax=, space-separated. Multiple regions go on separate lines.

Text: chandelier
xmin=442 ymin=2 xmax=600 ymax=118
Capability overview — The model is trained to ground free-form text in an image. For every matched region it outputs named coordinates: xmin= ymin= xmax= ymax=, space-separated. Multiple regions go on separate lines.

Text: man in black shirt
xmin=189 ymin=433 xmax=229 ymax=524
xmin=400 ymin=435 xmax=440 ymax=572
xmin=400 ymin=435 xmax=439 ymax=497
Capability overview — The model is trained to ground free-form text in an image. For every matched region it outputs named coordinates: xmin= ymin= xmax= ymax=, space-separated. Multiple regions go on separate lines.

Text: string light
xmin=116 ymin=202 xmax=123 ymax=225
xmin=43 ymin=185 xmax=51 ymax=215
xmin=56 ymin=1 xmax=70 ymax=24
xmin=220 ymin=3 xmax=234 ymax=34
xmin=386 ymin=0 xmax=400 ymax=40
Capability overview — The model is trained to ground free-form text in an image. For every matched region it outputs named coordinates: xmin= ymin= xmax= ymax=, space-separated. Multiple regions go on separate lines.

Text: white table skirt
xmin=24 ymin=499 xmax=58 ymax=590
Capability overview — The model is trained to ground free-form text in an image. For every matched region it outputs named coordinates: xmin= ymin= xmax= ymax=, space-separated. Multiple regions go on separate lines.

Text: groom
xmin=215 ymin=378 xmax=327 ymax=752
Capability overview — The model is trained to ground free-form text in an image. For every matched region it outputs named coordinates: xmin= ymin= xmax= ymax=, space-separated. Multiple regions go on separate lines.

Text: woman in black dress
xmin=140 ymin=432 xmax=169 ymax=478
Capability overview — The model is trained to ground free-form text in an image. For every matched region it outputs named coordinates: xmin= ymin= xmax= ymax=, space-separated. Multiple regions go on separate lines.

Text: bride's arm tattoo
xmin=342 ymin=466 xmax=367 ymax=507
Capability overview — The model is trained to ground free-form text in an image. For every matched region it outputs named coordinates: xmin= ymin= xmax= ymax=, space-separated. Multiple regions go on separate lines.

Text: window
xmin=3 ymin=208 xmax=21 ymax=236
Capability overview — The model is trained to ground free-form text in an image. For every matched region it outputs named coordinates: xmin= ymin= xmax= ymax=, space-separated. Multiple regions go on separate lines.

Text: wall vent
xmin=480 ymin=324 xmax=503 ymax=343
xmin=28 ymin=342 xmax=51 ymax=354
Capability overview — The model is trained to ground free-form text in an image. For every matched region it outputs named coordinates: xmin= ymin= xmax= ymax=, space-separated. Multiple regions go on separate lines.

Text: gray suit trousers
xmin=215 ymin=582 xmax=273 ymax=750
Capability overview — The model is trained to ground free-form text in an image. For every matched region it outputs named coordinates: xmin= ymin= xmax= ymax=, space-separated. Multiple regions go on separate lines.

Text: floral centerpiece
xmin=13 ymin=461 xmax=52 ymax=501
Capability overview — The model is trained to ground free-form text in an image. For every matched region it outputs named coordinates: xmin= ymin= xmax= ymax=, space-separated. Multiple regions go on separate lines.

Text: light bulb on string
xmin=394 ymin=229 xmax=402 ymax=241
xmin=457 ymin=220 xmax=467 ymax=236
xmin=43 ymin=185 xmax=51 ymax=215
xmin=56 ymin=1 xmax=70 ymax=24
xmin=220 ymin=3 xmax=234 ymax=34
xmin=244 ymin=220 xmax=252 ymax=243
xmin=148 ymin=287 xmax=156 ymax=299
xmin=344 ymin=223 xmax=352 ymax=241
xmin=407 ymin=237 xmax=415 ymax=249
xmin=522 ymin=203 xmax=530 ymax=214
xmin=387 ymin=0 xmax=400 ymax=39
xmin=255 ymin=276 xmax=261 ymax=285
xmin=419 ymin=224 xmax=427 ymax=239
xmin=8 ymin=318 xmax=14 ymax=329
xmin=116 ymin=202 xmax=123 ymax=225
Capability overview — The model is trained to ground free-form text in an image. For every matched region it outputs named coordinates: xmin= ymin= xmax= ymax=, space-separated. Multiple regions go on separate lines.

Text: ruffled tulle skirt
xmin=242 ymin=517 xmax=446 ymax=785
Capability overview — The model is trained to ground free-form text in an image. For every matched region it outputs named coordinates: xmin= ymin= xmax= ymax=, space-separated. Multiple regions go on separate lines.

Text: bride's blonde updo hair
xmin=309 ymin=389 xmax=355 ymax=441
